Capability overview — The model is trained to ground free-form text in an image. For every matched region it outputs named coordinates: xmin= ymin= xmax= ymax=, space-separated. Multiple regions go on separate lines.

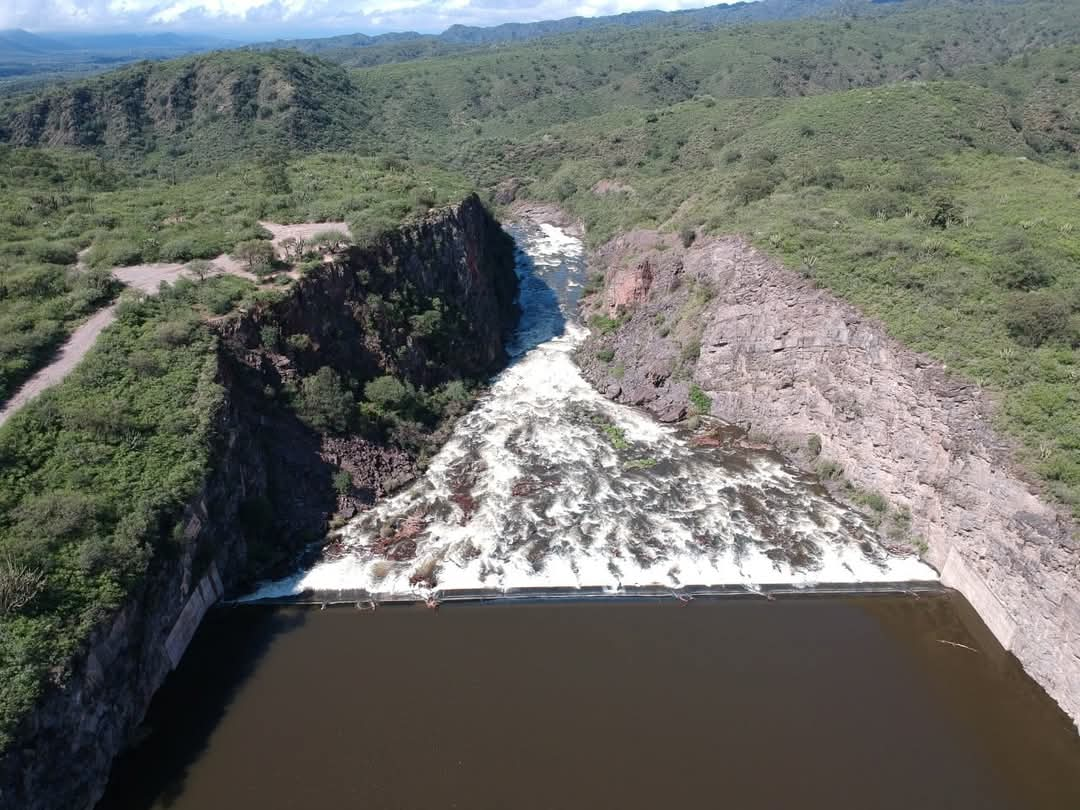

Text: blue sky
xmin=1 ymin=0 xmax=723 ymax=39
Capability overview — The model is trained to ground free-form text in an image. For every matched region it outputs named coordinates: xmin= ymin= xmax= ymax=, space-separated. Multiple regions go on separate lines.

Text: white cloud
xmin=3 ymin=0 xmax=730 ymax=36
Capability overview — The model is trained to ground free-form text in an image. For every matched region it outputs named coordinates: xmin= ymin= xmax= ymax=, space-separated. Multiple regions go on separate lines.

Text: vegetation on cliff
xmin=0 ymin=279 xmax=235 ymax=748
xmin=0 ymin=147 xmax=470 ymax=401
xmin=1 ymin=0 xmax=1079 ymax=759
xmin=0 ymin=191 xmax=515 ymax=750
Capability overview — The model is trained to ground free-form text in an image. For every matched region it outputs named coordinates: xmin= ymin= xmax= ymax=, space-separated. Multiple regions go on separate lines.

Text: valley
xmin=0 ymin=1 xmax=1078 ymax=807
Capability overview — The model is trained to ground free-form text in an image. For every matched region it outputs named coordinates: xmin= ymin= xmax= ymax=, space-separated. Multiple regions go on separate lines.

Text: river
xmin=247 ymin=219 xmax=935 ymax=601
xmin=95 ymin=218 xmax=1080 ymax=810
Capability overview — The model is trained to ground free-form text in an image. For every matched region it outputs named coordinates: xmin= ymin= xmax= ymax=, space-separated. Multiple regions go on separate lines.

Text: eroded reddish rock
xmin=605 ymin=259 xmax=653 ymax=315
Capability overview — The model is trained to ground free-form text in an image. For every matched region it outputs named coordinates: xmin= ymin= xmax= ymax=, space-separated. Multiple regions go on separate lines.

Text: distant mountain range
xmin=0 ymin=0 xmax=908 ymax=91
xmin=0 ymin=28 xmax=230 ymax=57
xmin=0 ymin=28 xmax=234 ymax=92
xmin=250 ymin=0 xmax=855 ymax=60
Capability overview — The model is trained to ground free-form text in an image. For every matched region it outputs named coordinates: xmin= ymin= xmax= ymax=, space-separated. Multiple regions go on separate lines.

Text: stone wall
xmin=579 ymin=229 xmax=1080 ymax=727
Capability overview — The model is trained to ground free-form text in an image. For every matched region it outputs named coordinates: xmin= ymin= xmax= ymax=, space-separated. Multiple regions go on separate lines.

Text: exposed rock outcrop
xmin=579 ymin=229 xmax=1080 ymax=728
xmin=0 ymin=196 xmax=519 ymax=810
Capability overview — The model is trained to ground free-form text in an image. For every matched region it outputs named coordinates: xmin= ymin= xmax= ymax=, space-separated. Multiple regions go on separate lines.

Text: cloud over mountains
xmin=2 ymin=0 xmax=714 ymax=36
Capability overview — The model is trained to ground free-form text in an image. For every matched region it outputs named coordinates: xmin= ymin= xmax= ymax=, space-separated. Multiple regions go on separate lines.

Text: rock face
xmin=0 ymin=196 xmax=519 ymax=810
xmin=579 ymin=229 xmax=1080 ymax=728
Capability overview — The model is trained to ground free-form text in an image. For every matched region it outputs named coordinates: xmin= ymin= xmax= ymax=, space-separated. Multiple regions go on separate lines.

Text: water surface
xmin=248 ymin=220 xmax=934 ymax=601
xmin=99 ymin=595 xmax=1080 ymax=810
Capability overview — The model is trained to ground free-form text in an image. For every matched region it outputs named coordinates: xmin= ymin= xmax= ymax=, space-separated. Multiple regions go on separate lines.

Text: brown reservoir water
xmin=98 ymin=593 xmax=1080 ymax=810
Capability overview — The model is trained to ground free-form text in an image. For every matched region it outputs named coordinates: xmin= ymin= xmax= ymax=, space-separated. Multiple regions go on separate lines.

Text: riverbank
xmin=577 ymin=226 xmax=1080 ymax=728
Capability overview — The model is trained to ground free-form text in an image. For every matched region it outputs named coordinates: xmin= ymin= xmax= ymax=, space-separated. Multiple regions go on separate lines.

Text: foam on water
xmin=245 ymin=222 xmax=937 ymax=602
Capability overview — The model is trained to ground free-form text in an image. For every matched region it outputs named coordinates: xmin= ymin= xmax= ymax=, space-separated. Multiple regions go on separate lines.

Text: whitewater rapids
xmin=246 ymin=220 xmax=937 ymax=601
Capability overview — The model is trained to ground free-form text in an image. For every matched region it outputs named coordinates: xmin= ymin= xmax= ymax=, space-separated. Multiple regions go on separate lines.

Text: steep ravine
xmin=0 ymin=196 xmax=519 ymax=810
xmin=578 ymin=229 xmax=1080 ymax=728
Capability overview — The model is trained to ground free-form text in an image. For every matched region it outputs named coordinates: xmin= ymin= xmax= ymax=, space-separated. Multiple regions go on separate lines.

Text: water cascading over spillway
xmin=248 ymin=221 xmax=937 ymax=601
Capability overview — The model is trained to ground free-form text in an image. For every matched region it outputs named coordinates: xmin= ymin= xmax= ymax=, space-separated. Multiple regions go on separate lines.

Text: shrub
xmin=159 ymin=238 xmax=196 ymax=262
xmin=679 ymin=227 xmax=696 ymax=248
xmin=155 ymin=318 xmax=196 ymax=347
xmin=233 ymin=239 xmax=275 ymax=270
xmin=26 ymin=240 xmax=77 ymax=266
xmin=104 ymin=241 xmax=143 ymax=267
xmin=732 ymin=171 xmax=778 ymax=205
xmin=596 ymin=348 xmax=615 ymax=363
xmin=689 ymin=384 xmax=712 ymax=414
xmin=296 ymin=367 xmax=353 ymax=434
xmin=410 ymin=300 xmax=444 ymax=337
xmin=333 ymin=470 xmax=353 ymax=496
xmin=793 ymin=162 xmax=844 ymax=189
xmin=853 ymin=489 xmax=889 ymax=514
xmin=926 ymin=191 xmax=961 ymax=228
xmin=310 ymin=229 xmax=351 ymax=253
xmin=816 ymin=460 xmax=844 ymax=480
xmin=1005 ymin=291 xmax=1077 ymax=347
xmin=286 ymin=333 xmax=313 ymax=353
xmin=554 ymin=176 xmax=578 ymax=201
xmin=589 ymin=314 xmax=623 ymax=335
xmin=260 ymin=324 xmax=281 ymax=350
xmin=854 ymin=190 xmax=907 ymax=220
xmin=991 ymin=244 xmax=1055 ymax=290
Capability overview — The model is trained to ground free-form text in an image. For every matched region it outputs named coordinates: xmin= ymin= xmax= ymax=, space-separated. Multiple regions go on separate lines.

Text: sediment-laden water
xmin=95 ymin=221 xmax=1080 ymax=810
xmin=249 ymin=220 xmax=934 ymax=601
xmin=98 ymin=596 xmax=1080 ymax=810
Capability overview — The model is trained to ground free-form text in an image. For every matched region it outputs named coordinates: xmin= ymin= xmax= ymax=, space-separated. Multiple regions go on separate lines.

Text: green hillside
xmin=0 ymin=50 xmax=373 ymax=169
xmin=0 ymin=0 xmax=1079 ymax=757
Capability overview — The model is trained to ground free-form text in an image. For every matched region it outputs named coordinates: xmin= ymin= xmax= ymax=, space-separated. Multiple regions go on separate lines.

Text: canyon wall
xmin=578 ymin=229 xmax=1080 ymax=728
xmin=0 ymin=196 xmax=519 ymax=810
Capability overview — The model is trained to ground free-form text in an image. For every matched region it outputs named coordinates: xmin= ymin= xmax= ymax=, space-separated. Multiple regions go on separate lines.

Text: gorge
xmin=0 ymin=196 xmax=519 ymax=810
xmin=93 ymin=212 xmax=1080 ymax=810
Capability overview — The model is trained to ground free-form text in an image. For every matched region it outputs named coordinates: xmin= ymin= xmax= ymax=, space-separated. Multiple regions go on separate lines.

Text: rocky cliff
xmin=0 ymin=195 xmax=518 ymax=810
xmin=578 ymin=229 xmax=1080 ymax=728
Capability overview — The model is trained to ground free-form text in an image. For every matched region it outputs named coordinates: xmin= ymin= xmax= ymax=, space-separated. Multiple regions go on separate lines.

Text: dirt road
xmin=0 ymin=221 xmax=349 ymax=427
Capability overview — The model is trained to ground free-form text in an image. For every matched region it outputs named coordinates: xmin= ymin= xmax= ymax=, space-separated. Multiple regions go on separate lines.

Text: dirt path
xmin=0 ymin=221 xmax=350 ymax=427
xmin=0 ymin=305 xmax=117 ymax=427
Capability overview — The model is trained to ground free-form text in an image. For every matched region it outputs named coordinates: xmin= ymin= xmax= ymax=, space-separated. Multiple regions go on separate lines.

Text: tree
xmin=1005 ymin=291 xmax=1076 ymax=347
xmin=279 ymin=237 xmax=306 ymax=262
xmin=732 ymin=171 xmax=778 ymax=205
xmin=310 ymin=229 xmax=351 ymax=254
xmin=364 ymin=375 xmax=409 ymax=410
xmin=233 ymin=240 xmax=275 ymax=271
xmin=296 ymin=367 xmax=353 ymax=433
xmin=0 ymin=552 xmax=46 ymax=615
xmin=186 ymin=259 xmax=217 ymax=283
xmin=259 ymin=148 xmax=291 ymax=195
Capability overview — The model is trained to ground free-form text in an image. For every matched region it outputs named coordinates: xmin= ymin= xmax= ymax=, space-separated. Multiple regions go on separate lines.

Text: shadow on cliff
xmin=95 ymin=607 xmax=308 ymax=810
